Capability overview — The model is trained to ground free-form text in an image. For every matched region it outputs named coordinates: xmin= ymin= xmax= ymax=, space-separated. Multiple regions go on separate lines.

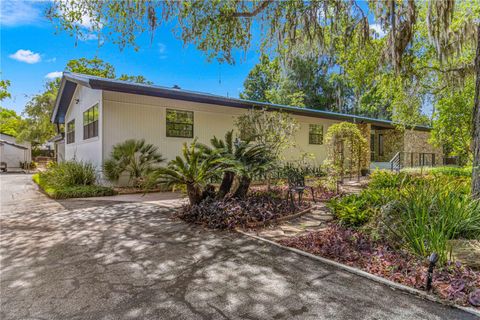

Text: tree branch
xmin=231 ymin=1 xmax=273 ymax=18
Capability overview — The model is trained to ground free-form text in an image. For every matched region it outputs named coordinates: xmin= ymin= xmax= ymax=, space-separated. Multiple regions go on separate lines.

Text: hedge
xmin=32 ymin=173 xmax=117 ymax=199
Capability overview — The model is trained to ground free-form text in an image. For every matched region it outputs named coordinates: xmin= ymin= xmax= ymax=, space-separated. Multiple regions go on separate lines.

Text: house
xmin=0 ymin=133 xmax=32 ymax=172
xmin=51 ymin=72 xmax=442 ymax=177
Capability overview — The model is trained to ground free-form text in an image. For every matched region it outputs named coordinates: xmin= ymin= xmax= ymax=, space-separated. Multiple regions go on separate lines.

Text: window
xmin=309 ymin=124 xmax=323 ymax=145
xmin=166 ymin=109 xmax=193 ymax=138
xmin=83 ymin=104 xmax=99 ymax=140
xmin=378 ymin=134 xmax=384 ymax=156
xmin=66 ymin=120 xmax=75 ymax=144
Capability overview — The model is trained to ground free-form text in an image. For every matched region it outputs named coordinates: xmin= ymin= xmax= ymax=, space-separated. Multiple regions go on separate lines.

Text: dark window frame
xmin=83 ymin=104 xmax=99 ymax=140
xmin=66 ymin=120 xmax=75 ymax=144
xmin=378 ymin=133 xmax=384 ymax=156
xmin=308 ymin=124 xmax=323 ymax=145
xmin=166 ymin=109 xmax=194 ymax=138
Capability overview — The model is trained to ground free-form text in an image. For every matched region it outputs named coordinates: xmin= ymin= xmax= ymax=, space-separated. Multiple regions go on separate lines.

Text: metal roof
xmin=51 ymin=72 xmax=431 ymax=131
xmin=0 ymin=139 xmax=29 ymax=150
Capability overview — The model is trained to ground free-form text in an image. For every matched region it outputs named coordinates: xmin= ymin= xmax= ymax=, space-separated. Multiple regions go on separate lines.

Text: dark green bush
xmin=385 ymin=179 xmax=480 ymax=264
xmin=33 ymin=173 xmax=116 ymax=199
xmin=52 ymin=185 xmax=117 ymax=199
xmin=42 ymin=161 xmax=96 ymax=187
xmin=330 ymin=168 xmax=478 ymax=264
xmin=328 ymin=188 xmax=398 ymax=227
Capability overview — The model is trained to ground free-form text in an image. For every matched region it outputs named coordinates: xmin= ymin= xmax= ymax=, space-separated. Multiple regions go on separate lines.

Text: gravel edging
xmin=236 ymin=230 xmax=480 ymax=318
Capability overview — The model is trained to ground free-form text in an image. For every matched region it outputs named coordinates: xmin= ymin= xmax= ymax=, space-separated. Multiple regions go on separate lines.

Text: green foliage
xmin=0 ymin=107 xmax=24 ymax=137
xmin=330 ymin=167 xmax=479 ymax=264
xmin=324 ymin=122 xmax=368 ymax=183
xmin=328 ymin=188 xmax=397 ymax=227
xmin=33 ymin=162 xmax=116 ymax=199
xmin=206 ymin=130 xmax=275 ymax=198
xmin=389 ymin=180 xmax=480 ymax=264
xmin=431 ymin=76 xmax=474 ymax=165
xmin=16 ymin=81 xmax=58 ymax=144
xmin=145 ymin=141 xmax=230 ymax=205
xmin=41 ymin=161 xmax=97 ymax=188
xmin=118 ymin=74 xmax=153 ymax=84
xmin=241 ymin=55 xmax=351 ymax=112
xmin=0 ymin=78 xmax=11 ymax=101
xmin=234 ymin=109 xmax=299 ymax=160
xmin=103 ymin=139 xmax=165 ymax=186
xmin=239 ymin=54 xmax=280 ymax=103
xmin=33 ymin=173 xmax=116 ymax=199
xmin=66 ymin=57 xmax=116 ymax=78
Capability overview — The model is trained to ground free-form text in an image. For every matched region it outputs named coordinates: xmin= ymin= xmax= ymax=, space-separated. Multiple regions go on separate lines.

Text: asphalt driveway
xmin=0 ymin=174 xmax=477 ymax=319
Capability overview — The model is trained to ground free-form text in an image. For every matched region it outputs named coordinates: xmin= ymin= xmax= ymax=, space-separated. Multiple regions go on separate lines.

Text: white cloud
xmin=0 ymin=0 xmax=41 ymax=26
xmin=79 ymin=33 xmax=98 ymax=41
xmin=9 ymin=49 xmax=41 ymax=64
xmin=370 ymin=24 xmax=386 ymax=38
xmin=158 ymin=43 xmax=166 ymax=54
xmin=158 ymin=43 xmax=167 ymax=59
xmin=45 ymin=71 xmax=63 ymax=79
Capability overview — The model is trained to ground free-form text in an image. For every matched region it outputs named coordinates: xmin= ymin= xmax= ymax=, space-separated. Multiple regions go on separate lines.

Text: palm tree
xmin=205 ymin=130 xmax=275 ymax=199
xmin=208 ymin=131 xmax=238 ymax=199
xmin=146 ymin=141 xmax=231 ymax=205
xmin=103 ymin=139 xmax=165 ymax=187
xmin=231 ymin=142 xmax=275 ymax=199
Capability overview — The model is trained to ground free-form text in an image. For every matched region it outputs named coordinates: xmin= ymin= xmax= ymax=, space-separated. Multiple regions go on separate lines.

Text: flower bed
xmin=279 ymin=224 xmax=480 ymax=308
xmin=178 ymin=192 xmax=310 ymax=229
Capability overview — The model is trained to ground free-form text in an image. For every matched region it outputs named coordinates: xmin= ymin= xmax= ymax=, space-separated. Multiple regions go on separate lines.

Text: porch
xmin=360 ymin=124 xmax=443 ymax=171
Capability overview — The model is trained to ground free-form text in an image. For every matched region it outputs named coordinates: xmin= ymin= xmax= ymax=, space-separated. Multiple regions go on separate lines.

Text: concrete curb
xmin=236 ymin=230 xmax=480 ymax=318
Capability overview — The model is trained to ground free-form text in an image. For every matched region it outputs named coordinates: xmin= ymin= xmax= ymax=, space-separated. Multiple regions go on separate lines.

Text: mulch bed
xmin=113 ymin=187 xmax=163 ymax=194
xmin=279 ymin=224 xmax=480 ymax=308
xmin=249 ymin=185 xmax=342 ymax=202
xmin=177 ymin=193 xmax=310 ymax=230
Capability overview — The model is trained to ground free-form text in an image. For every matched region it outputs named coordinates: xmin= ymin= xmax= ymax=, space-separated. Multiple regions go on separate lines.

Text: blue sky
xmin=1 ymin=1 xmax=260 ymax=114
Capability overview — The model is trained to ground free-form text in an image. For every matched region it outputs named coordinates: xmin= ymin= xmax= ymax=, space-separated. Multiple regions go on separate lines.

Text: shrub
xmin=42 ymin=161 xmax=96 ymax=187
xmin=385 ymin=180 xmax=480 ymax=264
xmin=328 ymin=188 xmax=398 ymax=227
xmin=103 ymin=139 xmax=165 ymax=186
xmin=33 ymin=173 xmax=116 ymax=199
xmin=368 ymin=170 xmax=413 ymax=189
xmin=145 ymin=141 xmax=231 ymax=205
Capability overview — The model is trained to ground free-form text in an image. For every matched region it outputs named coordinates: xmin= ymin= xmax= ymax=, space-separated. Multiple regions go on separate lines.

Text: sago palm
xmin=146 ymin=141 xmax=231 ymax=205
xmin=103 ymin=139 xmax=165 ymax=186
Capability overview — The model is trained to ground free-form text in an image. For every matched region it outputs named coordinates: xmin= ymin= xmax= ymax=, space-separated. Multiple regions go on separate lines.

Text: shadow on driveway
xmin=1 ymin=174 xmax=476 ymax=319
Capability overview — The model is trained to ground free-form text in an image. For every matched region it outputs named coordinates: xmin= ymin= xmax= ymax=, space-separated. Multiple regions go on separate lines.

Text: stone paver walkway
xmin=246 ymin=178 xmax=368 ymax=241
xmin=246 ymin=203 xmax=334 ymax=241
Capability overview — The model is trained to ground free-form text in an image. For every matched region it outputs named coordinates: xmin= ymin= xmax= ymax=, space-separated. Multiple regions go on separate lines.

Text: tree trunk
xmin=472 ymin=24 xmax=480 ymax=200
xmin=233 ymin=176 xmax=251 ymax=199
xmin=186 ymin=183 xmax=202 ymax=205
xmin=216 ymin=171 xmax=235 ymax=199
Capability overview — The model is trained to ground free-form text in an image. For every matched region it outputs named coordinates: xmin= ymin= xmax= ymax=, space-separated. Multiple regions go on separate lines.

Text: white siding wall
xmin=102 ymin=91 xmax=340 ymax=166
xmin=64 ymin=86 xmax=103 ymax=168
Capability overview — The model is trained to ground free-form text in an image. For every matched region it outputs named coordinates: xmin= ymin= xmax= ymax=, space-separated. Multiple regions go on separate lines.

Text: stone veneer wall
xmin=403 ymin=130 xmax=443 ymax=166
xmin=374 ymin=129 xmax=404 ymax=162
